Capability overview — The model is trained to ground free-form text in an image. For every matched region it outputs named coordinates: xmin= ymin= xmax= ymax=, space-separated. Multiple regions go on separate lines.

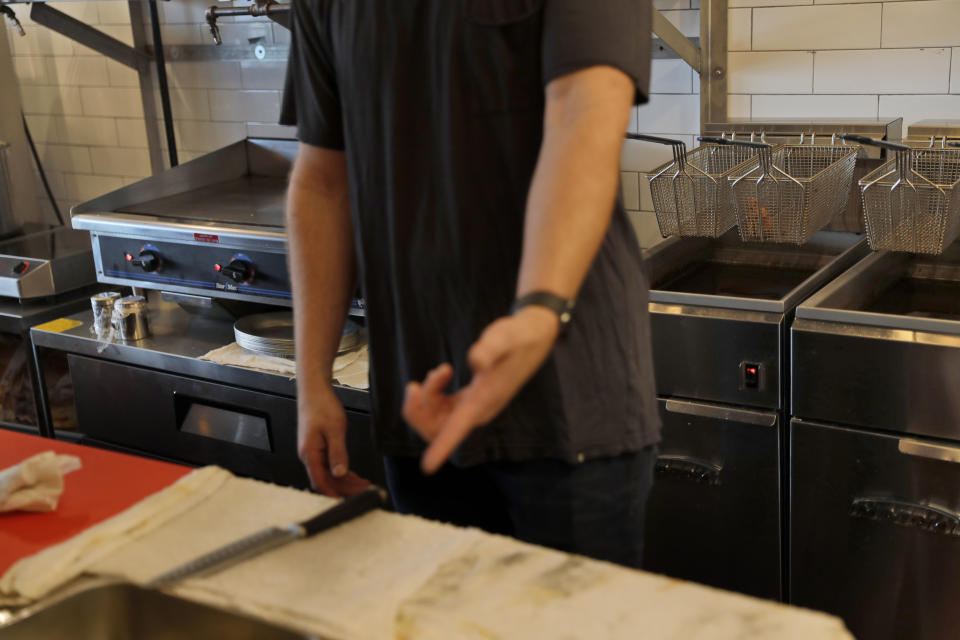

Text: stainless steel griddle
xmin=641 ymin=230 xmax=869 ymax=601
xmin=49 ymin=138 xmax=378 ymax=488
xmin=71 ymin=139 xmax=294 ymax=306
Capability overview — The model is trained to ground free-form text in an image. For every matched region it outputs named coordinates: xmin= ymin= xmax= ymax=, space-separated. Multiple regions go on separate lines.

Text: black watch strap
xmin=511 ymin=291 xmax=575 ymax=329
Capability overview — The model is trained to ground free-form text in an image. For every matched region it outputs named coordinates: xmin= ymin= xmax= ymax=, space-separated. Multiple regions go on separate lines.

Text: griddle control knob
xmin=130 ymin=250 xmax=160 ymax=273
xmin=216 ymin=259 xmax=253 ymax=284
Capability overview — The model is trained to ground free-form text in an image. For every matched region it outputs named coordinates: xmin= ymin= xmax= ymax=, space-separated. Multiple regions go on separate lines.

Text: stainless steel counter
xmin=29 ymin=294 xmax=369 ymax=412
xmin=28 ymin=294 xmax=378 ymax=489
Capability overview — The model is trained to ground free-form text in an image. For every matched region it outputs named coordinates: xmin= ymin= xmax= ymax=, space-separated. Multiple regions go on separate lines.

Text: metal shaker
xmin=112 ymin=295 xmax=150 ymax=341
xmin=90 ymin=291 xmax=122 ymax=336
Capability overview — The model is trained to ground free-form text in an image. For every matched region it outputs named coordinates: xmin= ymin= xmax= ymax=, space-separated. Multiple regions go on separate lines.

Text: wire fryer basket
xmin=858 ymin=147 xmax=960 ymax=255
xmin=633 ymin=135 xmax=760 ymax=238
xmin=728 ymin=143 xmax=859 ymax=245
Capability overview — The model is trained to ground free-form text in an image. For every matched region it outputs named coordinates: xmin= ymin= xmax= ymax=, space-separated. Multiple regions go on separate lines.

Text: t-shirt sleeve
xmin=541 ymin=0 xmax=652 ymax=105
xmin=279 ymin=0 xmax=345 ymax=149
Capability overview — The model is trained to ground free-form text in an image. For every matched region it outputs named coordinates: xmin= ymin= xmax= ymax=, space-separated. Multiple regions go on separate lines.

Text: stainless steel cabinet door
xmin=68 ymin=354 xmax=384 ymax=489
xmin=643 ymin=398 xmax=781 ymax=600
xmin=791 ymin=419 xmax=960 ymax=640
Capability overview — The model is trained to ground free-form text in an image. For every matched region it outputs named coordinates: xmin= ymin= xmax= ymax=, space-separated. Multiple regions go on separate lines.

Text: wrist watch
xmin=510 ymin=291 xmax=576 ymax=333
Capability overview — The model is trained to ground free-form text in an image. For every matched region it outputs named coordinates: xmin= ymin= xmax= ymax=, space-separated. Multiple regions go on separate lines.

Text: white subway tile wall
xmin=209 ymin=89 xmax=281 ymax=123
xmin=728 ymin=94 xmax=752 ymax=118
xmin=4 ymin=0 xmax=959 ymax=228
xmin=115 ymin=118 xmax=150 ymax=149
xmin=650 ymin=59 xmax=695 ymax=94
xmin=953 ymin=49 xmax=960 ymax=93
xmin=879 ymin=95 xmax=960 ymax=127
xmin=751 ymin=94 xmax=879 ymax=119
xmin=728 ymin=51 xmax=814 ymax=94
xmin=728 ymin=9 xmax=752 ymax=52
xmin=814 ymin=48 xmax=951 ymax=94
xmin=881 ymin=1 xmax=960 ymax=48
xmin=752 ymin=5 xmax=882 ymax=51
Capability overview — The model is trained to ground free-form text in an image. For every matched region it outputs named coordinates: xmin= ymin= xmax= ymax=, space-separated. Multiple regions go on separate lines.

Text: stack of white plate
xmin=234 ymin=312 xmax=362 ymax=358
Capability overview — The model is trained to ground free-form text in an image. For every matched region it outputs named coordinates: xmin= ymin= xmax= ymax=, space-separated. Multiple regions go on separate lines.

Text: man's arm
xmin=517 ymin=66 xmax=633 ymax=301
xmin=287 ymin=143 xmax=370 ymax=496
xmin=403 ymin=66 xmax=635 ymax=473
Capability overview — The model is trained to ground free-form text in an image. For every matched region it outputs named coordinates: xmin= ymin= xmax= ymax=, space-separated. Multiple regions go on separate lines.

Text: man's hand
xmin=403 ymin=306 xmax=560 ymax=474
xmin=298 ymin=388 xmax=371 ymax=497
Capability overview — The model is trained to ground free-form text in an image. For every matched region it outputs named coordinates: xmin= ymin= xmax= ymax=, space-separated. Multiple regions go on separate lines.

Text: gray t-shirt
xmin=281 ymin=0 xmax=661 ymax=466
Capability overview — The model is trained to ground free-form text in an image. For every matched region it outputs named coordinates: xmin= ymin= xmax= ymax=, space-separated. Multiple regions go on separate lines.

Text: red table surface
xmin=0 ymin=430 xmax=191 ymax=576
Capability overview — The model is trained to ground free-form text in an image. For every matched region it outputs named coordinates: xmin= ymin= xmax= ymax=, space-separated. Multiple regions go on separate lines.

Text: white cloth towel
xmin=200 ymin=343 xmax=370 ymax=390
xmin=0 ymin=466 xmax=230 ymax=603
xmin=2 ymin=467 xmax=854 ymax=639
xmin=91 ymin=478 xmax=853 ymax=640
xmin=0 ymin=451 xmax=82 ymax=513
xmin=200 ymin=342 xmax=297 ymax=376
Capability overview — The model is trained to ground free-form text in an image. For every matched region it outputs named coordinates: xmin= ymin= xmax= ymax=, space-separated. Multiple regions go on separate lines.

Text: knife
xmin=145 ymin=486 xmax=388 ymax=588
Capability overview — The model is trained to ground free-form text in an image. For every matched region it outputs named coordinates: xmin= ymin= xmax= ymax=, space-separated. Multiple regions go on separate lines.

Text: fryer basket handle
xmin=627 ymin=133 xmax=683 ymax=146
xmin=698 ymin=136 xmax=770 ymax=149
xmin=839 ymin=134 xmax=909 ymax=151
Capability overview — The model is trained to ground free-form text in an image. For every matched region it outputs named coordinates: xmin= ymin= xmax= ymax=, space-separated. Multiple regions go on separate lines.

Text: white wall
xmin=5 ymin=0 xmax=960 ymax=234
xmin=623 ymin=0 xmax=960 ymax=244
xmin=5 ymin=0 xmax=291 ymax=218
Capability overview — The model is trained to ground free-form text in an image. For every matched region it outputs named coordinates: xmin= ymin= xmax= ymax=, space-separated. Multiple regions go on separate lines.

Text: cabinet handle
xmin=850 ymin=497 xmax=960 ymax=538
xmin=664 ymin=399 xmax=777 ymax=427
xmin=654 ymin=455 xmax=722 ymax=486
xmin=898 ymin=439 xmax=960 ymax=464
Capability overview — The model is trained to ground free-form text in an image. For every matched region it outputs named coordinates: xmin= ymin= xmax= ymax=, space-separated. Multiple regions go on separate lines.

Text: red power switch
xmin=742 ymin=362 xmax=761 ymax=389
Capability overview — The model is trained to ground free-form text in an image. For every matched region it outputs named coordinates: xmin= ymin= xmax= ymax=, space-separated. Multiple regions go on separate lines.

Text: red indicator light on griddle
xmin=125 ymin=253 xmax=133 ymax=262
xmin=214 ymin=264 xmax=222 ymax=272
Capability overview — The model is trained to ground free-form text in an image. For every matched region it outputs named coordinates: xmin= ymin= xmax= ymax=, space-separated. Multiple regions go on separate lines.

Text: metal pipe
xmin=148 ymin=0 xmax=178 ymax=167
xmin=0 ymin=5 xmax=24 ymax=37
xmin=205 ymin=2 xmax=291 ymax=45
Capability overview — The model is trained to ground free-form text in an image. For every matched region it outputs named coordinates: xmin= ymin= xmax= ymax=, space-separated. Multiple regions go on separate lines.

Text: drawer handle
xmin=654 ymin=455 xmax=722 ymax=486
xmin=664 ymin=399 xmax=777 ymax=427
xmin=899 ymin=439 xmax=960 ymax=464
xmin=850 ymin=497 xmax=960 ymax=537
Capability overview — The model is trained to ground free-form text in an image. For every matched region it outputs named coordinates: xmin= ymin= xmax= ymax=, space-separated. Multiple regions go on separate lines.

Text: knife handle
xmin=300 ymin=486 xmax=388 ymax=537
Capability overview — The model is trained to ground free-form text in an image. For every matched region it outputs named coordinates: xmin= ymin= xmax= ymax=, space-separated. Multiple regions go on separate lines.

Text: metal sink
xmin=798 ymin=241 xmax=960 ymax=335
xmin=0 ymin=582 xmax=309 ymax=639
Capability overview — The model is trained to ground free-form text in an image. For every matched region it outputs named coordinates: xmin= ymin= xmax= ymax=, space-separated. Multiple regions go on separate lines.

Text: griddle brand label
xmin=194 ymin=233 xmax=219 ymax=243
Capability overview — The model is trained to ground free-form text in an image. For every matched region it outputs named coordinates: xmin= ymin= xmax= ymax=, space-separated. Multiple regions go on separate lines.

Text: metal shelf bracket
xmin=651 ymin=0 xmax=728 ymax=128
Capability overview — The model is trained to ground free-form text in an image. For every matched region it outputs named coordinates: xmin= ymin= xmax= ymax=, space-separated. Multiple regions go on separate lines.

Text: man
xmin=281 ymin=0 xmax=660 ymax=568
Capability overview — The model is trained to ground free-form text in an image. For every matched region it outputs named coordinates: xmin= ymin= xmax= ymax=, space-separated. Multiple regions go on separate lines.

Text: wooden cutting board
xmin=0 ymin=431 xmax=190 ymax=575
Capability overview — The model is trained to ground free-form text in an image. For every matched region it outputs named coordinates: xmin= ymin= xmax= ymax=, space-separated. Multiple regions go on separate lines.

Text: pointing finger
xmin=421 ymin=391 xmax=484 ymax=474
xmin=423 ymin=363 xmax=453 ymax=395
xmin=304 ymin=449 xmax=341 ymax=498
xmin=326 ymin=429 xmax=350 ymax=479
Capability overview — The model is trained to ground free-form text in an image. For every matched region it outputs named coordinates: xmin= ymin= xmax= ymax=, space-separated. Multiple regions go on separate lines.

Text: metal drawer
xmin=651 ymin=305 xmax=782 ymax=410
xmin=792 ymin=318 xmax=960 ymax=442
xmin=68 ymin=354 xmax=383 ymax=489
xmin=643 ymin=398 xmax=781 ymax=599
xmin=790 ymin=419 xmax=960 ymax=640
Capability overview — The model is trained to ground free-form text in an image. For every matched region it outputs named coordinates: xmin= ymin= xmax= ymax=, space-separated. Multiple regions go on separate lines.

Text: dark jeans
xmin=383 ymin=446 xmax=657 ymax=569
